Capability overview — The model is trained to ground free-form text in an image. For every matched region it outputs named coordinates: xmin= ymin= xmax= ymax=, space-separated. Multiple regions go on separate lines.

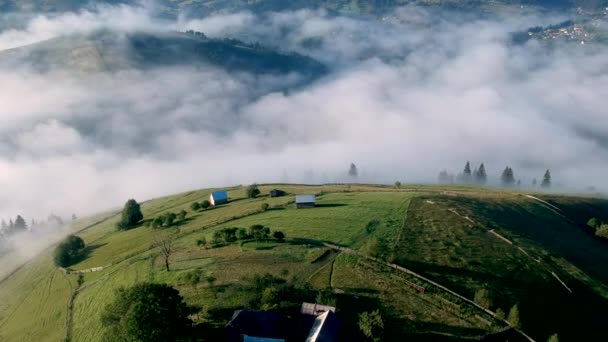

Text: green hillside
xmin=0 ymin=184 xmax=607 ymax=341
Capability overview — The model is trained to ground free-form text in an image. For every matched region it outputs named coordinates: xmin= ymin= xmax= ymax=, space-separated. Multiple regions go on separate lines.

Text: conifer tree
xmin=463 ymin=161 xmax=472 ymax=183
xmin=475 ymin=163 xmax=487 ymax=185
xmin=541 ymin=169 xmax=551 ymax=188
xmin=501 ymin=167 xmax=515 ymax=187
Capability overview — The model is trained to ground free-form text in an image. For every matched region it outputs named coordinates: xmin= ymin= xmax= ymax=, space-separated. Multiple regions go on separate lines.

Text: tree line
xmin=438 ymin=161 xmax=552 ymax=188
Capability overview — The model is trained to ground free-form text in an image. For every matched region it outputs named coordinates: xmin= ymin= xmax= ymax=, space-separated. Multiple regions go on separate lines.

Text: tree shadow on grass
xmin=70 ymin=243 xmax=108 ymax=266
xmin=315 ymin=203 xmax=348 ymax=208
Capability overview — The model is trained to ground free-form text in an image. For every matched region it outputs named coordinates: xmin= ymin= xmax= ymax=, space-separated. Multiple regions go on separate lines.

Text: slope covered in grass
xmin=0 ymin=184 xmax=606 ymax=341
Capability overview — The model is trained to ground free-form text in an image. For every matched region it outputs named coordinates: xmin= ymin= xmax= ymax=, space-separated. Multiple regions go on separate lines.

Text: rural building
xmin=226 ymin=304 xmax=341 ymax=342
xmin=301 ymin=303 xmax=336 ymax=316
xmin=270 ymin=189 xmax=287 ymax=198
xmin=296 ymin=195 xmax=316 ymax=209
xmin=210 ymin=191 xmax=228 ymax=206
xmin=305 ymin=311 xmax=341 ymax=342
xmin=225 ymin=310 xmax=290 ymax=342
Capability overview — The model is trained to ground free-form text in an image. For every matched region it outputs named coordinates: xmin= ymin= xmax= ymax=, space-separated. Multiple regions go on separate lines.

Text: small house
xmin=225 ymin=310 xmax=290 ymax=342
xmin=270 ymin=189 xmax=287 ymax=198
xmin=210 ymin=191 xmax=228 ymax=206
xmin=305 ymin=311 xmax=341 ymax=342
xmin=296 ymin=195 xmax=316 ymax=209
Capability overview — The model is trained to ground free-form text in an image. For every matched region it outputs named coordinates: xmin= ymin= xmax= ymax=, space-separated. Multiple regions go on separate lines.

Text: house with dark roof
xmin=210 ymin=191 xmax=228 ymax=206
xmin=225 ymin=310 xmax=291 ymax=342
xmin=295 ymin=195 xmax=316 ymax=209
xmin=226 ymin=304 xmax=341 ymax=342
xmin=270 ymin=189 xmax=287 ymax=198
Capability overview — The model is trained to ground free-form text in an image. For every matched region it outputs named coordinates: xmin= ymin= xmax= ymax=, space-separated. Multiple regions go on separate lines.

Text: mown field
xmin=0 ymin=184 xmax=607 ymax=342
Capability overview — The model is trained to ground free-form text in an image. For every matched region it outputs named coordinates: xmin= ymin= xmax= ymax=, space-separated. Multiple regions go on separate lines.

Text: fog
xmin=1 ymin=2 xmax=607 ymax=226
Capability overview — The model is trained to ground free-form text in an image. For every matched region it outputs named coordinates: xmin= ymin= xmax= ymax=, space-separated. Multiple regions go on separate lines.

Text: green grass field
xmin=0 ymin=184 xmax=607 ymax=341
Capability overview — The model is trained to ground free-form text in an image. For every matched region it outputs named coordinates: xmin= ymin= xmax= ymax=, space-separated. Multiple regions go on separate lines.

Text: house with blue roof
xmin=210 ymin=191 xmax=228 ymax=206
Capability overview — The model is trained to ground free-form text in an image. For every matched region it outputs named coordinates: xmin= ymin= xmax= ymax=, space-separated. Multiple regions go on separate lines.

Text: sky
xmin=0 ymin=2 xmax=607 ymax=222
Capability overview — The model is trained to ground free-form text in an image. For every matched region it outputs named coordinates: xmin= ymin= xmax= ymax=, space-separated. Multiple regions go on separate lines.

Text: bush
xmin=190 ymin=202 xmax=200 ymax=211
xmin=273 ymin=231 xmax=285 ymax=241
xmin=596 ymin=224 xmax=608 ymax=239
xmin=249 ymin=225 xmax=271 ymax=240
xmin=507 ymin=304 xmax=521 ymax=328
xmin=54 ymin=235 xmax=86 ymax=267
xmin=587 ymin=217 xmax=602 ymax=229
xmin=237 ymin=228 xmax=249 ymax=240
xmin=474 ymin=289 xmax=492 ymax=309
xmin=200 ymin=200 xmax=211 ymax=209
xmin=196 ymin=238 xmax=207 ymax=248
xmin=247 ymin=184 xmax=261 ymax=198
xmin=261 ymin=203 xmax=270 ymax=211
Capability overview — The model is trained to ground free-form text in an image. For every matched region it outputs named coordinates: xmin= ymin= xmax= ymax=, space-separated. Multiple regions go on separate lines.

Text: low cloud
xmin=0 ymin=2 xmax=607 ymax=226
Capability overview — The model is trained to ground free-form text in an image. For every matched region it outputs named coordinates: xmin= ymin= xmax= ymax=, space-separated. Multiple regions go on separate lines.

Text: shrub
xmin=200 ymin=200 xmax=211 ymax=209
xmin=507 ymin=304 xmax=521 ymax=328
xmin=596 ymin=224 xmax=608 ymax=239
xmin=358 ymin=310 xmax=384 ymax=342
xmin=261 ymin=203 xmax=270 ymax=211
xmin=237 ymin=228 xmax=249 ymax=240
xmin=196 ymin=238 xmax=207 ymax=248
xmin=249 ymin=224 xmax=270 ymax=240
xmin=190 ymin=202 xmax=200 ymax=211
xmin=247 ymin=184 xmax=261 ymax=198
xmin=273 ymin=231 xmax=285 ymax=241
xmin=587 ymin=217 xmax=602 ymax=229
xmin=474 ymin=289 xmax=492 ymax=309
xmin=177 ymin=210 xmax=187 ymax=222
xmin=495 ymin=308 xmax=505 ymax=320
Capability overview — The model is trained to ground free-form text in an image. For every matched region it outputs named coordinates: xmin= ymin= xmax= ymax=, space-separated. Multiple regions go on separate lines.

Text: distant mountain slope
xmin=0 ymin=30 xmax=327 ymax=77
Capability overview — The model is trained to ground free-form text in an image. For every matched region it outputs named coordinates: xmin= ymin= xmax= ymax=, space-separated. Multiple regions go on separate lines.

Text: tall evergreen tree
xmin=438 ymin=170 xmax=450 ymax=183
xmin=501 ymin=167 xmax=515 ymax=187
xmin=532 ymin=178 xmax=537 ymax=187
xmin=475 ymin=163 xmax=487 ymax=185
xmin=541 ymin=169 xmax=551 ymax=188
xmin=463 ymin=162 xmax=472 ymax=183
xmin=348 ymin=163 xmax=358 ymax=178
xmin=13 ymin=215 xmax=27 ymax=232
xmin=1 ymin=219 xmax=7 ymax=230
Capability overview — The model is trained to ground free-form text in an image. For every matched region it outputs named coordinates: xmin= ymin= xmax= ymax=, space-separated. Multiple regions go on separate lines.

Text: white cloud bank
xmin=0 ymin=3 xmax=607 ymax=222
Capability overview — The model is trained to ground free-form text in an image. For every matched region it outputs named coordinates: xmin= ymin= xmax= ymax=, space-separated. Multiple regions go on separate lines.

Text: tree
xmin=249 ymin=224 xmax=270 ymax=240
xmin=200 ymin=200 xmax=211 ymax=210
xmin=54 ymin=235 xmax=86 ymax=267
xmin=348 ymin=163 xmax=358 ymax=178
xmin=495 ymin=308 xmax=505 ymax=320
xmin=501 ymin=167 xmax=515 ymax=187
xmin=463 ymin=162 xmax=472 ymax=183
xmin=596 ymin=224 xmax=608 ymax=239
xmin=587 ymin=218 xmax=602 ymax=229
xmin=154 ymin=230 xmax=175 ymax=272
xmin=438 ymin=170 xmax=450 ymax=183
xmin=101 ymin=283 xmax=197 ymax=342
xmin=507 ymin=304 xmax=521 ymax=328
xmin=234 ymin=228 xmax=247 ymax=240
xmin=358 ymin=310 xmax=384 ymax=342
xmin=394 ymin=181 xmax=401 ymax=188
xmin=273 ymin=231 xmax=285 ymax=242
xmin=177 ymin=210 xmax=187 ymax=222
xmin=541 ymin=169 xmax=551 ymax=188
xmin=196 ymin=237 xmax=207 ymax=248
xmin=13 ymin=215 xmax=27 ymax=232
xmin=475 ymin=163 xmax=487 ymax=185
xmin=261 ymin=203 xmax=270 ymax=211
xmin=532 ymin=178 xmax=537 ymax=186
xmin=190 ymin=202 xmax=200 ymax=211
xmin=163 ymin=212 xmax=177 ymax=227
xmin=72 ymin=214 xmax=77 ymax=221
xmin=474 ymin=289 xmax=492 ymax=309
xmin=247 ymin=184 xmax=261 ymax=198
xmin=547 ymin=333 xmax=559 ymax=342
xmin=117 ymin=199 xmax=143 ymax=230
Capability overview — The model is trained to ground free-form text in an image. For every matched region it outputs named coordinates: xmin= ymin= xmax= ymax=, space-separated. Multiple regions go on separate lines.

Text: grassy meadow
xmin=0 ymin=184 xmax=607 ymax=341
